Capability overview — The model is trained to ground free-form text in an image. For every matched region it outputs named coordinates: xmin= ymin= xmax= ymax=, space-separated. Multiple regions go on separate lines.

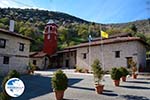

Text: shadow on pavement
xmin=103 ymin=90 xmax=113 ymax=92
xmin=69 ymin=85 xmax=118 ymax=97
xmin=137 ymin=78 xmax=150 ymax=80
xmin=63 ymin=99 xmax=78 ymax=100
xmin=68 ymin=78 xmax=83 ymax=86
xmin=126 ymin=80 xmax=149 ymax=84
xmin=120 ymin=85 xmax=150 ymax=90
xmin=13 ymin=75 xmax=83 ymax=100
xmin=69 ymin=86 xmax=95 ymax=91
xmin=102 ymin=90 xmax=118 ymax=97
xmin=120 ymin=95 xmax=150 ymax=100
xmin=13 ymin=75 xmax=52 ymax=100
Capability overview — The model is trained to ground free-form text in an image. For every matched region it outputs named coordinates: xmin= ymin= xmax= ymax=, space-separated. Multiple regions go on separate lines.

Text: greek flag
xmin=88 ymin=35 xmax=93 ymax=42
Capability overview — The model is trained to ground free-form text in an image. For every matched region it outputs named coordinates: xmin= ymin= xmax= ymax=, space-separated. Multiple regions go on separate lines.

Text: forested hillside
xmin=0 ymin=8 xmax=150 ymax=51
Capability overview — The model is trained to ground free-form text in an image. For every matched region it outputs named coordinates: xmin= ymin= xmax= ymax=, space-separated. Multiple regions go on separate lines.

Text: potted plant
xmin=91 ymin=59 xmax=104 ymax=94
xmin=51 ymin=70 xmax=68 ymax=100
xmin=119 ymin=67 xmax=129 ymax=82
xmin=111 ymin=67 xmax=122 ymax=86
xmin=27 ymin=63 xmax=36 ymax=74
xmin=132 ymin=65 xmax=137 ymax=79
xmin=129 ymin=60 xmax=137 ymax=79
xmin=1 ymin=70 xmax=20 ymax=100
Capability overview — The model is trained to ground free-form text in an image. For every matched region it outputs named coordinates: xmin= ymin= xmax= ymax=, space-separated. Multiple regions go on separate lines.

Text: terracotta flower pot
xmin=132 ymin=74 xmax=137 ymax=79
xmin=95 ymin=84 xmax=104 ymax=94
xmin=55 ymin=90 xmax=64 ymax=100
xmin=114 ymin=80 xmax=120 ymax=86
xmin=122 ymin=76 xmax=126 ymax=82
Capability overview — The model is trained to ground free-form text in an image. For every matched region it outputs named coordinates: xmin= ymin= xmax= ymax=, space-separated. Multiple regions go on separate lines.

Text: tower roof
xmin=47 ymin=19 xmax=54 ymax=24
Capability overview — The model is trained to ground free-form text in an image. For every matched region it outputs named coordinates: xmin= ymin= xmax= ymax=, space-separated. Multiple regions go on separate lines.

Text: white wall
xmin=76 ymin=41 xmax=146 ymax=71
xmin=0 ymin=32 xmax=30 ymax=75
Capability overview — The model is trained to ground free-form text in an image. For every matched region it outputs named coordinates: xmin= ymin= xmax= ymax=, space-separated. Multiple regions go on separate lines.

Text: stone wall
xmin=76 ymin=41 xmax=146 ymax=71
xmin=62 ymin=51 xmax=76 ymax=68
xmin=0 ymin=32 xmax=30 ymax=75
xmin=29 ymin=56 xmax=49 ymax=69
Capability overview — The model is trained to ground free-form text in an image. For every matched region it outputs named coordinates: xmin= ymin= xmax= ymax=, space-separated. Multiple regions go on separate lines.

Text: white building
xmin=30 ymin=35 xmax=147 ymax=72
xmin=70 ymin=36 xmax=147 ymax=71
xmin=0 ymin=28 xmax=31 ymax=75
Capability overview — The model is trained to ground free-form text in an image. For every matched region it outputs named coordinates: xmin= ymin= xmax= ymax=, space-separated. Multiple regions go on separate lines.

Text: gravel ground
xmin=4 ymin=70 xmax=150 ymax=100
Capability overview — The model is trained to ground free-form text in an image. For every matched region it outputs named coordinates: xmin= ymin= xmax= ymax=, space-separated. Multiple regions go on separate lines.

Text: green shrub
xmin=8 ymin=70 xmax=20 ymax=78
xmin=0 ymin=92 xmax=11 ymax=100
xmin=119 ymin=67 xmax=129 ymax=77
xmin=27 ymin=63 xmax=37 ymax=71
xmin=1 ymin=76 xmax=10 ymax=93
xmin=51 ymin=70 xmax=68 ymax=91
xmin=91 ymin=59 xmax=103 ymax=84
xmin=1 ymin=70 xmax=20 ymax=96
xmin=111 ymin=67 xmax=122 ymax=80
xmin=75 ymin=67 xmax=88 ymax=73
xmin=75 ymin=66 xmax=82 ymax=72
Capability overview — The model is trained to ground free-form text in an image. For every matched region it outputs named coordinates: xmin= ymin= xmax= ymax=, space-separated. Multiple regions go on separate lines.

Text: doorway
xmin=126 ymin=57 xmax=133 ymax=68
xmin=65 ymin=60 xmax=69 ymax=68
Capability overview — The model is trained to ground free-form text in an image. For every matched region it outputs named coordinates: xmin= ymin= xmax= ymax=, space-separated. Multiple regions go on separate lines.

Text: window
xmin=83 ymin=53 xmax=86 ymax=59
xmin=67 ymin=53 xmax=69 ymax=57
xmin=47 ymin=34 xmax=50 ymax=39
xmin=19 ymin=43 xmax=24 ymax=51
xmin=50 ymin=26 xmax=52 ymax=30
xmin=0 ymin=39 xmax=6 ymax=48
xmin=71 ymin=52 xmax=73 ymax=56
xmin=115 ymin=51 xmax=120 ymax=58
xmin=33 ymin=60 xmax=37 ymax=65
xmin=3 ymin=56 xmax=9 ymax=64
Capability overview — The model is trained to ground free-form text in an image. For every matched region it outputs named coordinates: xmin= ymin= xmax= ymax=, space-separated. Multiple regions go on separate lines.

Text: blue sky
xmin=0 ymin=0 xmax=149 ymax=24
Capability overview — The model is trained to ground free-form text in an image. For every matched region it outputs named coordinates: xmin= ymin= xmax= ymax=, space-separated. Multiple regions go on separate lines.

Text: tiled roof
xmin=0 ymin=28 xmax=32 ymax=41
xmin=84 ymin=33 xmax=132 ymax=42
xmin=29 ymin=51 xmax=47 ymax=58
xmin=56 ymin=49 xmax=76 ymax=53
xmin=65 ymin=37 xmax=147 ymax=49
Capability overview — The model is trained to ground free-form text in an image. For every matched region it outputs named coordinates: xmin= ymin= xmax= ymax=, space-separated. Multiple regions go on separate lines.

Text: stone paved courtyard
xmin=1 ymin=69 xmax=149 ymax=100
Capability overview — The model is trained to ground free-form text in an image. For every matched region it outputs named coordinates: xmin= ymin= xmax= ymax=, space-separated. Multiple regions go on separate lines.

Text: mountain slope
xmin=0 ymin=8 xmax=150 ymax=51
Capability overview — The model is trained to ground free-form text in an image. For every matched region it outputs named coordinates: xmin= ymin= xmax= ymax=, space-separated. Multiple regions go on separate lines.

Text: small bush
xmin=119 ymin=67 xmax=129 ymax=77
xmin=8 ymin=70 xmax=20 ymax=78
xmin=91 ymin=59 xmax=103 ymax=84
xmin=27 ymin=63 xmax=37 ymax=71
xmin=111 ymin=67 xmax=122 ymax=80
xmin=1 ymin=70 xmax=20 ymax=97
xmin=75 ymin=67 xmax=89 ymax=73
xmin=0 ymin=92 xmax=11 ymax=100
xmin=1 ymin=76 xmax=10 ymax=93
xmin=51 ymin=70 xmax=68 ymax=91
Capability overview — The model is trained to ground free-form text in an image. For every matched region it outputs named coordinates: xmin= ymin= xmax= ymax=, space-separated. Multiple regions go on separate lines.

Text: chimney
xmin=9 ymin=20 xmax=15 ymax=32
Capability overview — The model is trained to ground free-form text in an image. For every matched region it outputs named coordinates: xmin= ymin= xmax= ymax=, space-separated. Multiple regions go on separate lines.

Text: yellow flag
xmin=101 ymin=31 xmax=108 ymax=38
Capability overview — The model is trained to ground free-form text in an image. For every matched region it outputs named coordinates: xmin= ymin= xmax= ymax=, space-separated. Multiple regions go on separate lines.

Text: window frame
xmin=33 ymin=60 xmax=37 ymax=65
xmin=115 ymin=51 xmax=120 ymax=58
xmin=19 ymin=43 xmax=24 ymax=51
xmin=3 ymin=56 xmax=9 ymax=64
xmin=83 ymin=53 xmax=87 ymax=59
xmin=0 ymin=39 xmax=6 ymax=48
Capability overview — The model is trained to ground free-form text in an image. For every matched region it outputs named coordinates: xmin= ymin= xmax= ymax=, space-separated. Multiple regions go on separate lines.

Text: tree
xmin=78 ymin=24 xmax=88 ymax=38
xmin=129 ymin=24 xmax=137 ymax=33
xmin=106 ymin=28 xmax=122 ymax=35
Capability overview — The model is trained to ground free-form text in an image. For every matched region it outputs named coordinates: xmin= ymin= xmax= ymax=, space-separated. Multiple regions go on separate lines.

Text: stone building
xmin=29 ymin=20 xmax=147 ymax=71
xmin=0 ymin=28 xmax=31 ymax=75
xmin=65 ymin=36 xmax=146 ymax=71
xmin=30 ymin=35 xmax=147 ymax=71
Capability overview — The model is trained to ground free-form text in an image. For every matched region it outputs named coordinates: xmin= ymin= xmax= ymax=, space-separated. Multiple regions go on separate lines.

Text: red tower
xmin=43 ymin=20 xmax=58 ymax=55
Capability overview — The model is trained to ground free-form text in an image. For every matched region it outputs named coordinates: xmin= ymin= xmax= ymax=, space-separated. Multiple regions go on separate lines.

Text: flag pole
xmin=100 ymin=25 xmax=105 ymax=71
xmin=88 ymin=28 xmax=91 ymax=69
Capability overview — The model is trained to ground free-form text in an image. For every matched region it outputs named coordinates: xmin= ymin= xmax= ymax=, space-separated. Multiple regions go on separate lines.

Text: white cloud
xmin=0 ymin=0 xmax=48 ymax=11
